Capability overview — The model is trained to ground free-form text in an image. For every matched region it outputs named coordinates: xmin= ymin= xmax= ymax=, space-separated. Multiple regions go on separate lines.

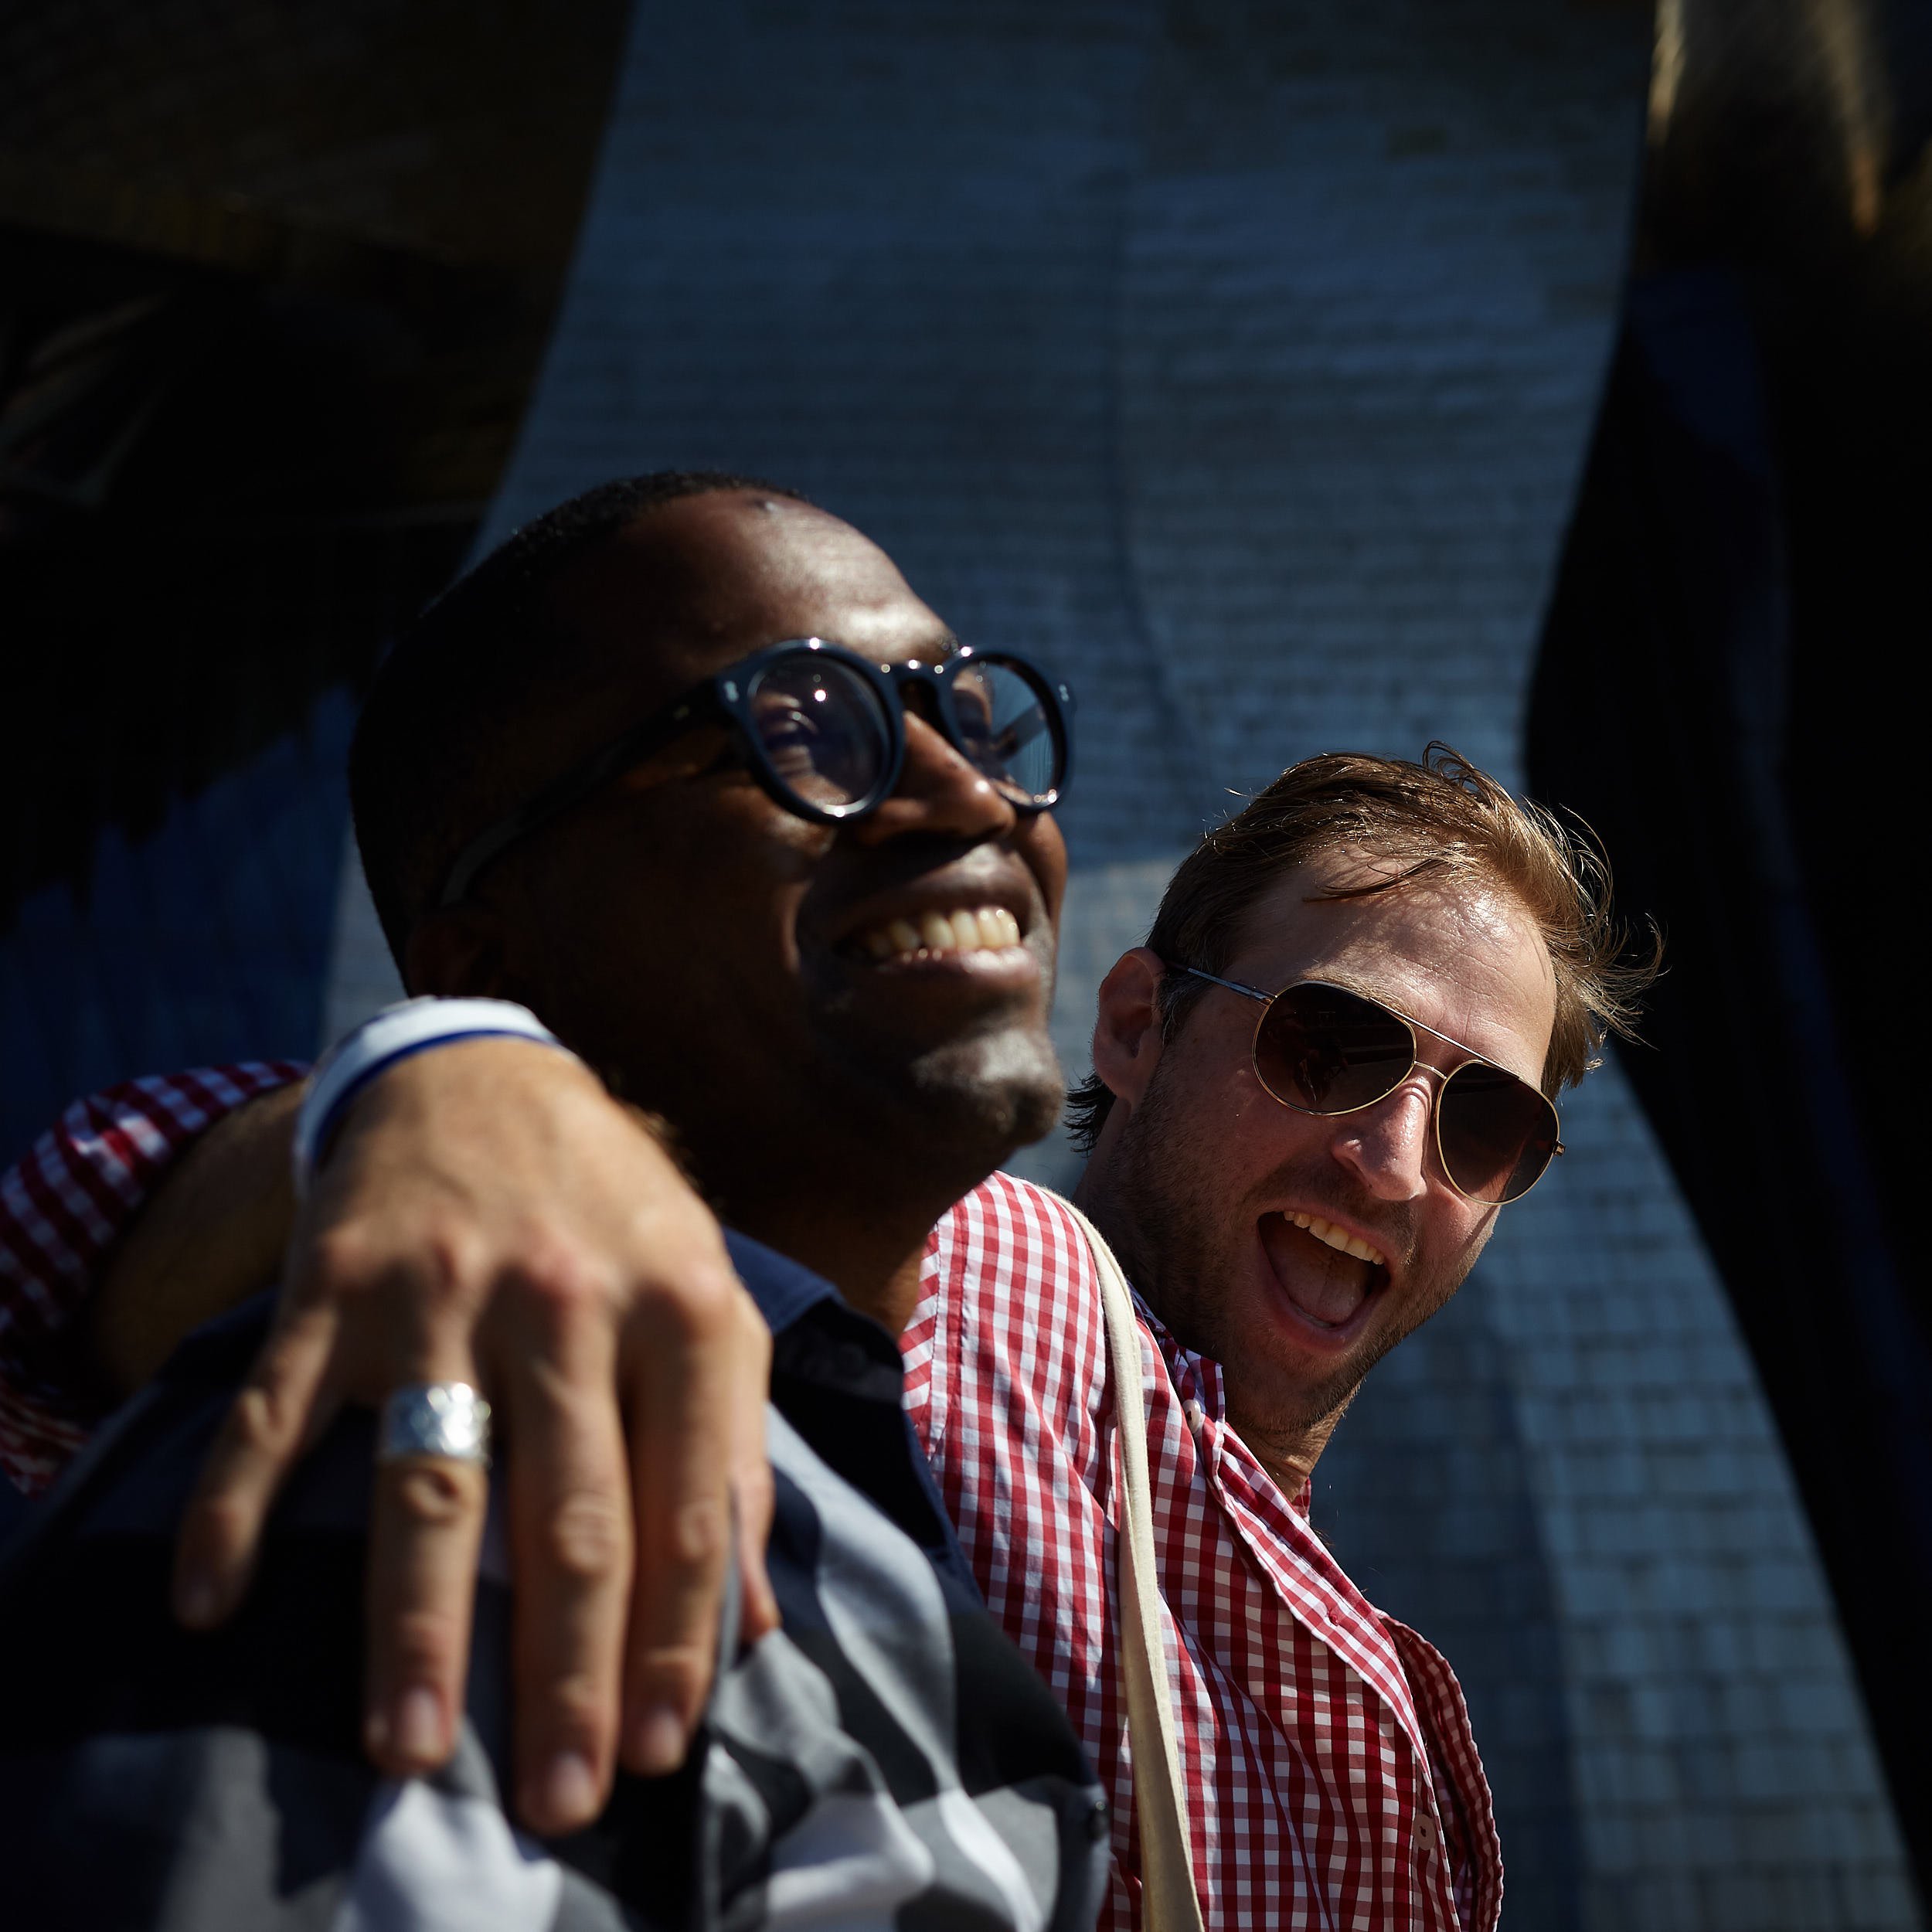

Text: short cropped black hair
xmin=349 ymin=470 xmax=809 ymax=967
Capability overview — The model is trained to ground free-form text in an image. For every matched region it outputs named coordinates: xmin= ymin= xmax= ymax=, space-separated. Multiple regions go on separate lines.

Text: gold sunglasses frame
xmin=1179 ymin=968 xmax=1564 ymax=1206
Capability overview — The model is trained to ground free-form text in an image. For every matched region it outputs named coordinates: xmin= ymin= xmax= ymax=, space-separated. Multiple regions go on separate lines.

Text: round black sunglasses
xmin=440 ymin=638 xmax=1075 ymax=907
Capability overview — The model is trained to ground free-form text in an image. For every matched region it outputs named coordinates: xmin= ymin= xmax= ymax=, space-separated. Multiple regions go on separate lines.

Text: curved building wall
xmin=321 ymin=3 xmax=1916 ymax=1923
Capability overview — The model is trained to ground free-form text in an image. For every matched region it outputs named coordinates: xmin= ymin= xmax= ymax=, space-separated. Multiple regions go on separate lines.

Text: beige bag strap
xmin=1061 ymin=1201 xmax=1206 ymax=1932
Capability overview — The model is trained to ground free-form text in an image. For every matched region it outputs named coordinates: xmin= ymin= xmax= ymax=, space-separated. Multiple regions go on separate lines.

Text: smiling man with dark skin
xmin=0 ymin=472 xmax=1113 ymax=1932
xmin=138 ymin=477 xmax=1074 ymax=1813
xmin=447 ymin=490 xmax=1064 ymax=1293
xmin=0 ymin=471 xmax=1650 ymax=1931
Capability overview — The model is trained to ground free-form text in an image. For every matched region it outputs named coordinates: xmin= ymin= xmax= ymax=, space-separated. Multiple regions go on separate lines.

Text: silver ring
xmin=377 ymin=1382 xmax=492 ymax=1468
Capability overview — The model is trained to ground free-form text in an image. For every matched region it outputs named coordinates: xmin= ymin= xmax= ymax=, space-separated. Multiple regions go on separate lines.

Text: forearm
xmin=88 ymin=1081 xmax=305 ymax=1396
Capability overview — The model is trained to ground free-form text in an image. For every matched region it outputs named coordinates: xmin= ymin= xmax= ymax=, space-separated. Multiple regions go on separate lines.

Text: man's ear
xmin=403 ymin=905 xmax=518 ymax=1002
xmin=1090 ymin=947 xmax=1167 ymax=1111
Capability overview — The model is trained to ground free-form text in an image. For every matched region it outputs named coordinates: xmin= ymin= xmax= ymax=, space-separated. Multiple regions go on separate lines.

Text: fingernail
xmin=629 ymin=1704 xmax=687 ymax=1777
xmin=539 ymin=1750 xmax=599 ymax=1826
xmin=175 ymin=1570 xmax=220 ymax=1629
xmin=393 ymin=1687 xmax=444 ymax=1763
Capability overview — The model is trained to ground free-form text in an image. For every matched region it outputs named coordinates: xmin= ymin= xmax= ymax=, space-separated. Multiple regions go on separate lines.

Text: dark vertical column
xmin=1528 ymin=264 xmax=1932 ymax=1894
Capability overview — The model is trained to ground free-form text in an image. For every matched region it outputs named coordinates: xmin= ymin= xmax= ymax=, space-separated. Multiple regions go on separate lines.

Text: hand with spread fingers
xmin=163 ymin=1035 xmax=777 ymax=1837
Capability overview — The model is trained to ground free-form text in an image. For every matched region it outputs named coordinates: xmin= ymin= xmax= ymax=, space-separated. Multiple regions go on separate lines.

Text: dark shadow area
xmin=1 ymin=219 xmax=488 ymax=934
xmin=1527 ymin=0 xmax=1932 ymax=1886
xmin=0 ymin=0 xmax=632 ymax=1161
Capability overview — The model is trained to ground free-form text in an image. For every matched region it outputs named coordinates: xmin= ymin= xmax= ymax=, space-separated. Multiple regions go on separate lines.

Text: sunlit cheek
xmin=1222 ymin=1060 xmax=1281 ymax=1125
xmin=1440 ymin=1204 xmax=1499 ymax=1281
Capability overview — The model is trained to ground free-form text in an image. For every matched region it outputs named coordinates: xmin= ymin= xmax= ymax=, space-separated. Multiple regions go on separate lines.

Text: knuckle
xmin=534 ymin=1672 xmax=611 ymax=1748
xmin=628 ymin=1644 xmax=711 ymax=1713
xmin=309 ymin=1219 xmax=489 ymax=1319
xmin=185 ymin=1489 xmax=257 ymax=1557
xmin=733 ymin=1464 xmax=777 ymax=1529
xmin=386 ymin=1461 xmax=481 ymax=1531
xmin=384 ymin=1607 xmax=468 ymax=1679
xmin=668 ymin=1495 xmax=726 ymax=1568
xmin=301 ymin=1223 xmax=389 ymax=1301
xmin=413 ymin=1223 xmax=495 ymax=1310
xmin=507 ymin=1245 xmax=618 ymax=1339
xmin=539 ymin=1490 xmax=631 ymax=1585
xmin=226 ymin=1383 xmax=299 ymax=1459
xmin=634 ymin=1260 xmax=742 ymax=1345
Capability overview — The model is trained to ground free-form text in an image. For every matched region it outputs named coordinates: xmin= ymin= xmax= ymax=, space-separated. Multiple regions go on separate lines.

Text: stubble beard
xmin=899 ymin=1024 xmax=1067 ymax=1160
xmin=1104 ymin=1057 xmax=1473 ymax=1452
xmin=808 ymin=990 xmax=1070 ymax=1215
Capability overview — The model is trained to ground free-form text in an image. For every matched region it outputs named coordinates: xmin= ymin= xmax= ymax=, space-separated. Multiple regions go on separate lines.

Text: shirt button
xmin=1182 ymin=1399 xmax=1206 ymax=1430
xmin=1414 ymin=1813 xmax=1440 ymax=1856
xmin=1087 ymin=1798 xmax=1111 ymax=1842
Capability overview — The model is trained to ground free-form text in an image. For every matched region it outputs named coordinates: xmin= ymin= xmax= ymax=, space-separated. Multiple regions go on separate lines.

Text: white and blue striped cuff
xmin=292 ymin=997 xmax=572 ymax=1197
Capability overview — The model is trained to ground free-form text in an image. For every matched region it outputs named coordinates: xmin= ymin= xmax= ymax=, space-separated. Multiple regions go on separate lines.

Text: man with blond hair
xmin=0 ymin=472 xmax=1648 ymax=1929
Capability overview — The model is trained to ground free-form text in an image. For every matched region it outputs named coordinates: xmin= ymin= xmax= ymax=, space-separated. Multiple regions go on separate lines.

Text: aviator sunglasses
xmin=1179 ymin=969 xmax=1563 ymax=1206
xmin=440 ymin=638 xmax=1074 ymax=906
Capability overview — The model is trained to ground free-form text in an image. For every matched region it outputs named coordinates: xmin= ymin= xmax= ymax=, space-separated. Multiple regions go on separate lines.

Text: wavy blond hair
xmin=1066 ymin=745 xmax=1658 ymax=1151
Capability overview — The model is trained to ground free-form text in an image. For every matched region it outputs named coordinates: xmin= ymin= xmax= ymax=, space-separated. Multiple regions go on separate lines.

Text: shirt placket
xmin=1158 ymin=1330 xmax=1475 ymax=1932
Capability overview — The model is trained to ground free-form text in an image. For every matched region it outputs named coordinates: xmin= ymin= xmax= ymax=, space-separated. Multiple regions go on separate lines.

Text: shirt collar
xmin=723 ymin=1226 xmax=910 ymax=1389
xmin=722 ymin=1226 xmax=843 ymax=1338
xmin=1135 ymin=1291 xmax=1316 ymax=1518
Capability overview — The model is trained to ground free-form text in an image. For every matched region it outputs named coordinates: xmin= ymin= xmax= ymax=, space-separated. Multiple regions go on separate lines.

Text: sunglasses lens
xmin=1253 ymin=983 xmax=1417 ymax=1114
xmin=747 ymin=655 xmax=894 ymax=813
xmin=948 ymin=658 xmax=1062 ymax=804
xmin=1438 ymin=1062 xmax=1558 ymax=1204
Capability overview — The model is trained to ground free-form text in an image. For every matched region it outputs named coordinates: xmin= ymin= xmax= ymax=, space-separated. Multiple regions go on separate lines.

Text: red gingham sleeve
xmin=0 ymin=1062 xmax=307 ymax=1495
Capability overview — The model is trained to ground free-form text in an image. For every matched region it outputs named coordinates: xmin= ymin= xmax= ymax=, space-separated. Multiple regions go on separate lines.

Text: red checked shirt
xmin=909 ymin=1172 xmax=1501 ymax=1932
xmin=1 ymin=1076 xmax=1502 ymax=1932
xmin=0 ymin=1064 xmax=303 ymax=1494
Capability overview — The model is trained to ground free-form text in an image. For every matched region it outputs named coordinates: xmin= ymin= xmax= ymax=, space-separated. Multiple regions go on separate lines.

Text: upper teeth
xmin=862 ymin=906 xmax=1022 ymax=961
xmin=1287 ymin=1211 xmax=1386 ymax=1269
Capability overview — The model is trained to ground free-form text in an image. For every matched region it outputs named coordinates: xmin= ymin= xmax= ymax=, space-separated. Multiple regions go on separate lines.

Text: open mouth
xmin=847 ymin=904 xmax=1025 ymax=963
xmin=1258 ymin=1210 xmax=1390 ymax=1334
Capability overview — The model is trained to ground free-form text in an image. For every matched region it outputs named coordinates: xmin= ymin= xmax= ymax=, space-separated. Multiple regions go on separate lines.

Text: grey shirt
xmin=0 ymin=1230 xmax=1110 ymax=1931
